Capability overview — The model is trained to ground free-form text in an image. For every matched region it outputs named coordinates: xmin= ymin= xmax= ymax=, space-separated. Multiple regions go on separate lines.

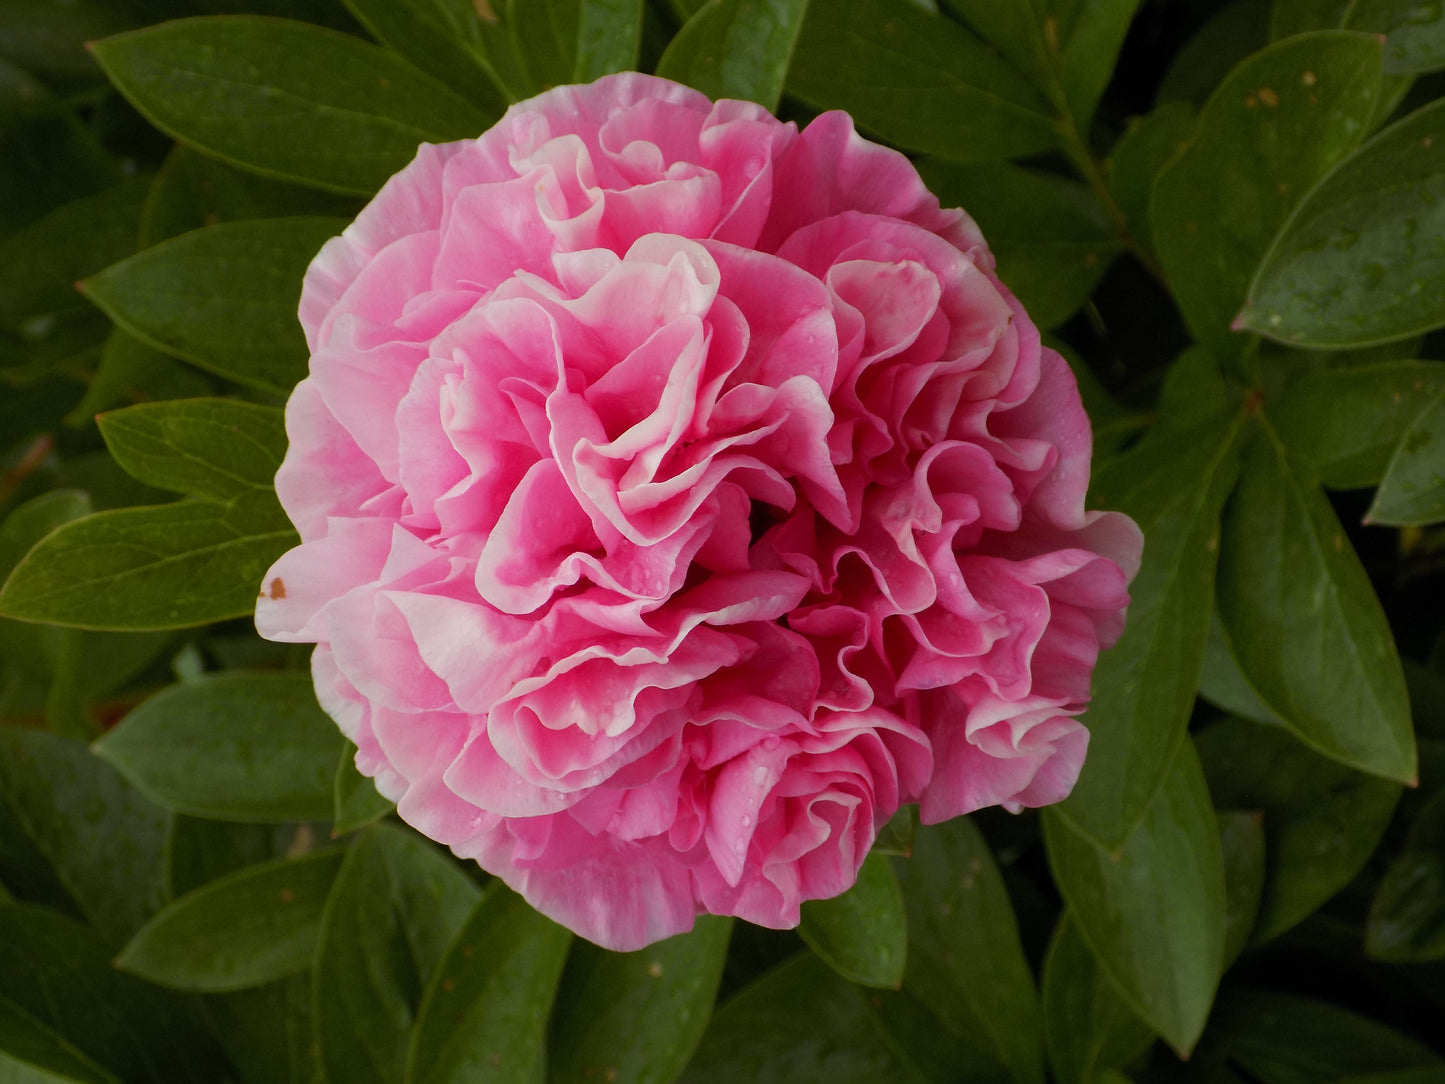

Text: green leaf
xmin=1 ymin=309 xmax=109 ymax=384
xmin=1054 ymin=410 xmax=1242 ymax=851
xmin=942 ymin=0 xmax=1140 ymax=129
xmin=1215 ymin=809 xmax=1266 ymax=966
xmin=1105 ymin=101 xmax=1194 ymax=254
xmin=1155 ymin=343 xmax=1234 ymax=435
xmin=1350 ymin=0 xmax=1445 ymax=73
xmin=1270 ymin=359 xmax=1445 ymax=489
xmin=0 ymin=905 xmax=226 ymax=1084
xmin=677 ymin=952 xmax=924 ymax=1084
xmin=1157 ymin=0 xmax=1272 ymax=107
xmin=1040 ymin=913 xmax=1155 ymax=1084
xmin=98 ymin=398 xmax=286 ymax=502
xmin=1054 ymin=0 xmax=1144 ymax=128
xmin=341 ymin=0 xmax=508 ymax=114
xmin=1241 ymin=98 xmax=1445 ymax=347
xmin=334 ymin=750 xmax=394 ymax=835
xmin=1270 ymin=0 xmax=1352 ymax=40
xmin=0 ymin=178 xmax=149 ymax=330
xmin=1153 ymin=32 xmax=1383 ymax=360
xmin=164 ymin=817 xmax=318 ymax=899
xmin=96 ymin=672 xmax=343 ymax=821
xmin=0 ymin=491 xmax=91 ymax=721
xmin=0 ymin=492 xmax=92 ymax=580
xmin=1368 ymin=389 xmax=1445 ymax=525
xmin=0 ymin=0 xmax=136 ymax=89
xmin=0 ymin=729 xmax=169 ymax=948
xmin=116 ymin=849 xmax=344 ymax=992
xmin=1276 ymin=0 xmax=1445 ymax=74
xmin=1366 ymin=790 xmax=1445 ymax=961
xmin=66 ymin=328 xmax=215 ymax=425
xmin=917 ymin=159 xmax=1122 ymax=328
xmin=547 ymin=916 xmax=730 ymax=1084
xmin=499 ymin=0 xmax=645 ymax=87
xmin=574 ymin=0 xmax=646 ymax=80
xmin=1216 ymin=419 xmax=1416 ymax=783
xmin=891 ymin=817 xmax=1045 ymax=1084
xmin=1332 ymin=1073 xmax=1445 ymax=1084
xmin=935 ymin=1 xmax=1052 ymax=88
xmin=1203 ymin=990 xmax=1443 ymax=1083
xmin=666 ymin=0 xmax=709 ymax=18
xmin=1044 ymin=739 xmax=1226 ymax=1057
xmin=655 ymin=0 xmax=808 ymax=111
xmin=0 ymin=996 xmax=122 ymax=1084
xmin=405 ymin=884 xmax=571 ymax=1084
xmin=787 ymin=0 xmax=1061 ymax=161
xmin=1196 ymin=715 xmax=1401 ymax=942
xmin=0 ymin=495 xmax=296 ymax=630
xmin=201 ymin=973 xmax=317 ymax=1084
xmin=0 ymin=83 xmax=124 ymax=238
xmin=506 ymin=0 xmax=579 ymax=90
xmin=42 ymin=626 xmax=175 ymax=742
xmin=799 ymin=850 xmax=906 ymax=989
xmin=80 ymin=216 xmax=345 ymax=394
xmin=466 ymin=2 xmax=532 ymax=101
xmin=1047 ymin=341 xmax=1148 ymax=465
xmin=1198 ymin=608 xmax=1286 ymax=725
xmin=871 ymin=804 xmax=917 ymax=858
xmin=314 ymin=824 xmax=480 ymax=1084
xmin=139 ymin=145 xmax=361 ymax=248
xmin=91 ymin=16 xmax=490 ymax=196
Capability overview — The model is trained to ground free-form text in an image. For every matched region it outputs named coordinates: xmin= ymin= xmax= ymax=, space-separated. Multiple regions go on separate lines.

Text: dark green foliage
xmin=2 ymin=2 xmax=1445 ymax=1081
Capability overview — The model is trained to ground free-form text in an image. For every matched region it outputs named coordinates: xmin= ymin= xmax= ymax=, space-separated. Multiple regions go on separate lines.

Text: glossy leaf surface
xmin=314 ymin=825 xmax=480 ymax=1084
xmin=1271 ymin=359 xmax=1445 ymax=489
xmin=1368 ymin=389 xmax=1445 ymax=525
xmin=96 ymin=672 xmax=343 ymax=821
xmin=1040 ymin=913 xmax=1155 ymax=1084
xmin=1055 ymin=411 xmax=1241 ymax=850
xmin=892 ymin=817 xmax=1045 ymax=1084
xmin=655 ymin=0 xmax=807 ymax=110
xmin=788 ymin=0 xmax=1060 ymax=161
xmin=1153 ymin=32 xmax=1382 ymax=359
xmin=1366 ymin=790 xmax=1445 ymax=960
xmin=799 ymin=850 xmax=907 ymax=989
xmin=91 ymin=17 xmax=489 ymax=195
xmin=406 ymin=885 xmax=572 ymax=1084
xmin=677 ymin=952 xmax=923 ymax=1083
xmin=1198 ymin=715 xmax=1400 ymax=941
xmin=1216 ymin=421 xmax=1416 ymax=783
xmin=0 ymin=729 xmax=168 ymax=948
xmin=116 ymin=850 xmax=344 ymax=992
xmin=81 ymin=217 xmax=345 ymax=393
xmin=1045 ymin=740 xmax=1226 ymax=1056
xmin=0 ymin=497 xmax=294 ymax=630
xmin=547 ymin=916 xmax=730 ymax=1084
xmin=1242 ymin=99 xmax=1445 ymax=347
xmin=98 ymin=399 xmax=286 ymax=502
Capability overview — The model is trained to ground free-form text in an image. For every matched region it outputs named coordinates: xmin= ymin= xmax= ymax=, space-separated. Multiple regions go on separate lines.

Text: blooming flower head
xmin=256 ymin=73 xmax=1142 ymax=950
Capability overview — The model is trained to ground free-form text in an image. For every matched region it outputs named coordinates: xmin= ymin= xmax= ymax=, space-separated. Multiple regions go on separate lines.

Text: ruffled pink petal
xmin=257 ymin=72 xmax=1141 ymax=951
xmin=274 ymin=380 xmax=393 ymax=540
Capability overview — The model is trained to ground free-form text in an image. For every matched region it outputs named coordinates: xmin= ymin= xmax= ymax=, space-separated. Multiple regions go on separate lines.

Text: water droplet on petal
xmin=741 ymin=814 xmax=752 ymax=828
xmin=753 ymin=765 xmax=769 ymax=785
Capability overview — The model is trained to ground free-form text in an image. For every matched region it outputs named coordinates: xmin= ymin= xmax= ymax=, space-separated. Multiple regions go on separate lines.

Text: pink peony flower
xmin=256 ymin=73 xmax=1142 ymax=950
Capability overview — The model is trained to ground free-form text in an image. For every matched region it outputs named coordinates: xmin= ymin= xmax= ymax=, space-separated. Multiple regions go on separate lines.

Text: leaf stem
xmin=1056 ymin=112 xmax=1168 ymax=285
